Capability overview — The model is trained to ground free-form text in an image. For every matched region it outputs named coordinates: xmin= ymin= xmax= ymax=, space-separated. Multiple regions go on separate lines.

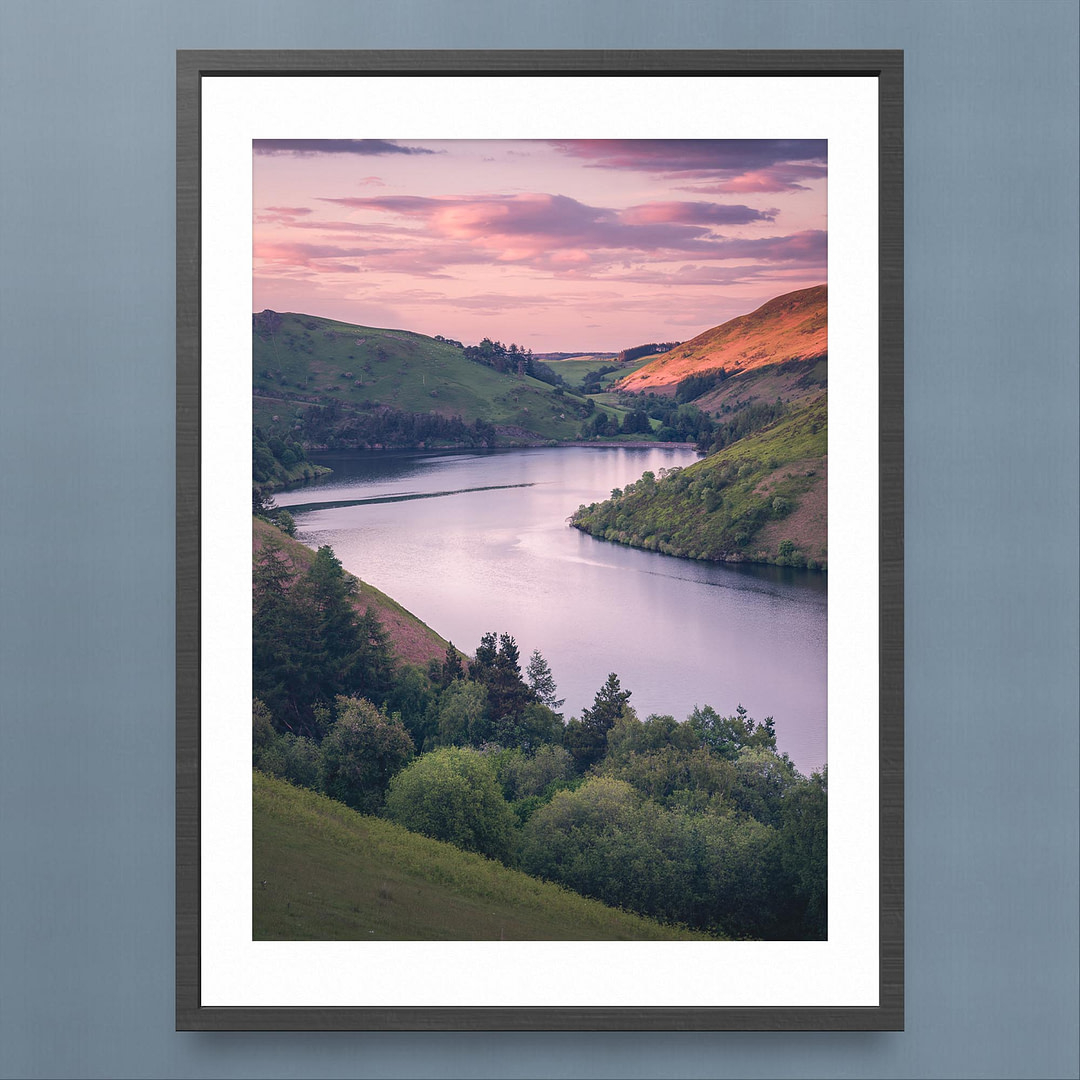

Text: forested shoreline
xmin=253 ymin=518 xmax=826 ymax=940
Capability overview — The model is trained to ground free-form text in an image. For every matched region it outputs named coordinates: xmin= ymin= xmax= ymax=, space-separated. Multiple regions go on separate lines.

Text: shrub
xmin=319 ymin=696 xmax=414 ymax=814
xmin=255 ymin=732 xmax=322 ymax=792
xmin=383 ymin=747 xmax=517 ymax=863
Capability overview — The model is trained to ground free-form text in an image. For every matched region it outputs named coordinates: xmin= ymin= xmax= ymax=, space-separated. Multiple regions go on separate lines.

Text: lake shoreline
xmin=278 ymin=445 xmax=826 ymax=774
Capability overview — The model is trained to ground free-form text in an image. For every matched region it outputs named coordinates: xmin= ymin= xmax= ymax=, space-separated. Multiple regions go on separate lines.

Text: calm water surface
xmin=277 ymin=447 xmax=827 ymax=774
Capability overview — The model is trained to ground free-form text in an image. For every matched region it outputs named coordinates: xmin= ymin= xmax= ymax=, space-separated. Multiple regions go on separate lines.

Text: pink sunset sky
xmin=253 ymin=139 xmax=826 ymax=353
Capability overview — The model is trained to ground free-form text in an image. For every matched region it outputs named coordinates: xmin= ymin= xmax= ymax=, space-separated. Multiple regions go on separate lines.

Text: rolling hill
xmin=252 ymin=310 xmax=630 ymax=446
xmin=614 ymin=285 xmax=827 ymax=403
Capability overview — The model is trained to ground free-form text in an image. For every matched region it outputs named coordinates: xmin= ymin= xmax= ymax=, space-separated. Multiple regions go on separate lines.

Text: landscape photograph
xmin=250 ymin=137 xmax=829 ymax=942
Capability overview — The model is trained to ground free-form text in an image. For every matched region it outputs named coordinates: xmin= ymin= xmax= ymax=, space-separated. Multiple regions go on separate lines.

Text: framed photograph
xmin=177 ymin=50 xmax=903 ymax=1030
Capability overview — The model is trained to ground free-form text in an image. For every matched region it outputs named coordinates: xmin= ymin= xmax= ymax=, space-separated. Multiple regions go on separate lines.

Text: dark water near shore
xmin=276 ymin=446 xmax=826 ymax=774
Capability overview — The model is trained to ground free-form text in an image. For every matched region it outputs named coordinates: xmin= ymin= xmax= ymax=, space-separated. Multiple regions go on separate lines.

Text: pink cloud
xmin=259 ymin=193 xmax=823 ymax=281
xmin=681 ymin=164 xmax=829 ymax=194
xmin=255 ymin=206 xmax=314 ymax=224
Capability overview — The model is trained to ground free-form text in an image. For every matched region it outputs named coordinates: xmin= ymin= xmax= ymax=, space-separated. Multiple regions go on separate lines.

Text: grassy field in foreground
xmin=253 ymin=772 xmax=715 ymax=941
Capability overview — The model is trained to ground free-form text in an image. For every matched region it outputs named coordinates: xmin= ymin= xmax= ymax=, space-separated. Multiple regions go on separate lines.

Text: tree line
xmin=441 ymin=335 xmax=566 ymax=388
xmin=252 ymin=528 xmax=827 ymax=939
xmin=616 ymin=341 xmax=682 ymax=363
xmin=300 ymin=403 xmax=497 ymax=450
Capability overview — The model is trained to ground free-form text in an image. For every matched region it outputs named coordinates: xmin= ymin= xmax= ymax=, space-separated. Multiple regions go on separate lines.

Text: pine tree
xmin=526 ymin=649 xmax=564 ymax=712
xmin=564 ymin=673 xmax=632 ymax=771
xmin=442 ymin=641 xmax=465 ymax=685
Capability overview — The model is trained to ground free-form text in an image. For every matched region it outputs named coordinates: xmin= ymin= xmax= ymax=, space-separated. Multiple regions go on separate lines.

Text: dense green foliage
xmin=300 ymin=403 xmax=497 ymax=450
xmin=700 ymin=398 xmax=789 ymax=452
xmin=675 ymin=367 xmax=729 ymax=404
xmin=570 ymin=395 xmax=827 ymax=567
xmin=518 ymin=776 xmax=786 ymax=937
xmin=252 ymin=427 xmax=328 ymax=493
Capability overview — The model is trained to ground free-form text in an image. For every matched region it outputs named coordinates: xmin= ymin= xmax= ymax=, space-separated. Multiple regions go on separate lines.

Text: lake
xmin=275 ymin=446 xmax=827 ymax=775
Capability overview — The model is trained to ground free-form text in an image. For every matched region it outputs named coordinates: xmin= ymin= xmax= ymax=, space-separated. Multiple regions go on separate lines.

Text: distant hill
xmin=614 ymin=285 xmax=827 ymax=400
xmin=252 ymin=311 xmax=625 ymax=447
xmin=254 ymin=772 xmax=714 ymax=941
xmin=253 ymin=515 xmax=447 ymax=666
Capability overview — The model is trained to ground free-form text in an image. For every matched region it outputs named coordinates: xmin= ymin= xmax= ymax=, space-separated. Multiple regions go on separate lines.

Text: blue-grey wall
xmin=1 ymin=3 xmax=1076 ymax=1078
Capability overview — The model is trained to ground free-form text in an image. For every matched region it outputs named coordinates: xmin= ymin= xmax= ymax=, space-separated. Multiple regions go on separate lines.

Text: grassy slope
xmin=614 ymin=285 xmax=827 ymax=396
xmin=253 ymin=516 xmax=448 ymax=666
xmin=570 ymin=396 xmax=827 ymax=567
xmin=254 ymin=772 xmax=714 ymax=941
xmin=253 ymin=311 xmax=632 ymax=444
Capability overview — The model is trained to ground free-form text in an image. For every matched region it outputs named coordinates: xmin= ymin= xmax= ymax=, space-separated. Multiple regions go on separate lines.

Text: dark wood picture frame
xmin=177 ymin=49 xmax=903 ymax=1031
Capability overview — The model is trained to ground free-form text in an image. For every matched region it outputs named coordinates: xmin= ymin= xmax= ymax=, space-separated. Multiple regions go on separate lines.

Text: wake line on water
xmin=285 ymin=482 xmax=537 ymax=515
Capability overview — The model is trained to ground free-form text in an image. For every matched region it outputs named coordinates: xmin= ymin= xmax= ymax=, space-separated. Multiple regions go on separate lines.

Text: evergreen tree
xmin=306 ymin=545 xmax=361 ymax=696
xmin=442 ymin=641 xmax=465 ymax=685
xmin=565 ymin=673 xmax=632 ymax=770
xmin=583 ymin=672 xmax=632 ymax=732
xmin=252 ymin=537 xmax=321 ymax=734
xmin=526 ymin=649 xmax=565 ymax=713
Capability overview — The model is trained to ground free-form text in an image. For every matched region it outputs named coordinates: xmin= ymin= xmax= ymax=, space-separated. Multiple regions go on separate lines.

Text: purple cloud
xmin=550 ymin=140 xmax=827 ymax=192
xmin=621 ymin=201 xmax=776 ymax=226
xmin=317 ymin=192 xmax=774 ymax=260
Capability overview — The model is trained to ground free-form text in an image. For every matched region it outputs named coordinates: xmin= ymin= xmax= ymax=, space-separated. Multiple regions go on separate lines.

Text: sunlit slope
xmin=253 ymin=772 xmax=714 ymax=941
xmin=571 ymin=396 xmax=827 ymax=568
xmin=252 ymin=310 xmax=610 ymax=442
xmin=615 ymin=285 xmax=827 ymax=397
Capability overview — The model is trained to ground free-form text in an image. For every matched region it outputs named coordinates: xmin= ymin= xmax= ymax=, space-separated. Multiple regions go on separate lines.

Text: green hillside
xmin=253 ymin=310 xmax=632 ymax=446
xmin=253 ymin=772 xmax=714 ymax=941
xmin=570 ymin=396 xmax=827 ymax=568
